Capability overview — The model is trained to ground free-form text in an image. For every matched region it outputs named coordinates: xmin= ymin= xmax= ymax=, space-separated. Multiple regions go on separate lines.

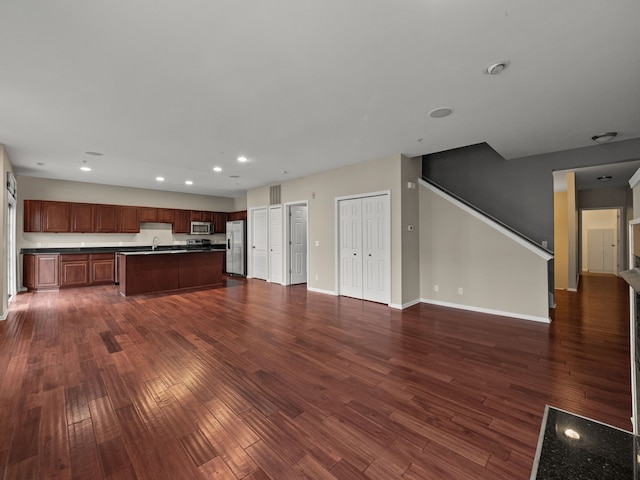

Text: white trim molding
xmin=421 ymin=298 xmax=551 ymax=324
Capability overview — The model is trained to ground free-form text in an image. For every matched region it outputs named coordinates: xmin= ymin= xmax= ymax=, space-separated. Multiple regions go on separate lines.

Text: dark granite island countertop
xmin=531 ymin=405 xmax=636 ymax=479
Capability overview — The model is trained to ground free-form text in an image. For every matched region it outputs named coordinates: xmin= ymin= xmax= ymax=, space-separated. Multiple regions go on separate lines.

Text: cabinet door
xmin=42 ymin=201 xmax=71 ymax=232
xmin=71 ymin=203 xmax=96 ymax=232
xmin=24 ymin=200 xmax=42 ymax=232
xmin=214 ymin=212 xmax=228 ymax=233
xmin=90 ymin=254 xmax=115 ymax=284
xmin=157 ymin=208 xmax=174 ymax=223
xmin=23 ymin=254 xmax=36 ymax=289
xmin=95 ymin=205 xmax=120 ymax=232
xmin=35 ymin=254 xmax=59 ymax=289
xmin=120 ymin=206 xmax=141 ymax=233
xmin=140 ymin=207 xmax=157 ymax=222
xmin=190 ymin=210 xmax=204 ymax=222
xmin=201 ymin=211 xmax=214 ymax=222
xmin=60 ymin=255 xmax=90 ymax=287
xmin=173 ymin=210 xmax=190 ymax=233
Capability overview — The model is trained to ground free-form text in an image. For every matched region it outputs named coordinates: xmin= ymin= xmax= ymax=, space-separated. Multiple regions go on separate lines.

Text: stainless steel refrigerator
xmin=226 ymin=220 xmax=246 ymax=276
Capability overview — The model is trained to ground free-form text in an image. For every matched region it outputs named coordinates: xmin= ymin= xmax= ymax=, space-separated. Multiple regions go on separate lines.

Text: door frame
xmin=335 ymin=190 xmax=391 ymax=304
xmin=248 ymin=206 xmax=268 ymax=280
xmin=579 ymin=207 xmax=622 ymax=275
xmin=268 ymin=205 xmax=283 ymax=284
xmin=284 ymin=200 xmax=308 ymax=286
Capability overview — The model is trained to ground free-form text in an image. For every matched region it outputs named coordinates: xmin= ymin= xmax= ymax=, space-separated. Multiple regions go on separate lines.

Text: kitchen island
xmin=117 ymin=250 xmax=224 ymax=296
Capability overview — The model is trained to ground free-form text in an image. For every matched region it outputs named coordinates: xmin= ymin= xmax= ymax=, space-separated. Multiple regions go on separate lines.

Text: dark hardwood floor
xmin=0 ymin=273 xmax=631 ymax=479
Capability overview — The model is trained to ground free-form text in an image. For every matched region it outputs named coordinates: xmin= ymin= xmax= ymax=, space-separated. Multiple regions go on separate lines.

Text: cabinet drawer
xmin=60 ymin=254 xmax=89 ymax=262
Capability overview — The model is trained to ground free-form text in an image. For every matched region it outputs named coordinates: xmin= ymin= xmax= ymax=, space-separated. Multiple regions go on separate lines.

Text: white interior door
xmin=339 ymin=198 xmax=363 ymax=299
xmin=587 ymin=228 xmax=615 ymax=273
xmin=290 ymin=205 xmax=308 ymax=285
xmin=362 ymin=195 xmax=389 ymax=303
xmin=269 ymin=206 xmax=283 ymax=284
xmin=251 ymin=208 xmax=268 ymax=280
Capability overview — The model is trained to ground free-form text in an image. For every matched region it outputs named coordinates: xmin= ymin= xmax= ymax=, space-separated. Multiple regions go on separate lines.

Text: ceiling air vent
xmin=270 ymin=185 xmax=281 ymax=205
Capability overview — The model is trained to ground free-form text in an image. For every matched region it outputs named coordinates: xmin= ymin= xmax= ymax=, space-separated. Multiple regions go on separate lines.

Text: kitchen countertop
xmin=117 ymin=249 xmax=224 ymax=256
xmin=531 ymin=405 xmax=636 ymax=479
xmin=21 ymin=245 xmax=226 ymax=254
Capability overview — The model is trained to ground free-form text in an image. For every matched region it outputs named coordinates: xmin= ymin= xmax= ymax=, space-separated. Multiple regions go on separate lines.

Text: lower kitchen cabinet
xmin=24 ymin=253 xmax=115 ymax=290
xmin=90 ymin=253 xmax=115 ymax=284
xmin=23 ymin=254 xmax=60 ymax=290
xmin=60 ymin=254 xmax=90 ymax=287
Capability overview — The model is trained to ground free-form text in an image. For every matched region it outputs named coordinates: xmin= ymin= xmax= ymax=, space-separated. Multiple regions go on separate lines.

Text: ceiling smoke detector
xmin=484 ymin=61 xmax=510 ymax=75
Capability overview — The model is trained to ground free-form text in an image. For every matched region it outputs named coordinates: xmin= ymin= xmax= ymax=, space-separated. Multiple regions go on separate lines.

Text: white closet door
xmin=251 ymin=208 xmax=268 ymax=280
xmin=290 ymin=205 xmax=308 ymax=285
xmin=362 ymin=195 xmax=389 ymax=303
xmin=339 ymin=198 xmax=363 ymax=299
xmin=269 ymin=206 xmax=283 ymax=284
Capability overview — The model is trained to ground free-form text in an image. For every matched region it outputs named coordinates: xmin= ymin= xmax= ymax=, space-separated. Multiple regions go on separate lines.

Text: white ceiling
xmin=1 ymin=1 xmax=639 ymax=198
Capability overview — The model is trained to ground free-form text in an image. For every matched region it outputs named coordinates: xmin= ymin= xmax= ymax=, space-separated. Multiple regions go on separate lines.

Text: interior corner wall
xmin=400 ymin=155 xmax=422 ymax=306
xmin=246 ymin=154 xmax=405 ymax=306
xmin=554 ymin=191 xmax=569 ymax=289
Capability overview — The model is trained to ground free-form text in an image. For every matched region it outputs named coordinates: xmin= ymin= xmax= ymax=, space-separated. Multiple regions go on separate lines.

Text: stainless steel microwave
xmin=190 ymin=221 xmax=214 ymax=235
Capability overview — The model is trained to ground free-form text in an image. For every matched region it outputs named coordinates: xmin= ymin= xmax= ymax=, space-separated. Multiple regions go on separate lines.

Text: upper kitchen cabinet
xmin=71 ymin=203 xmax=96 ymax=232
xmin=190 ymin=210 xmax=214 ymax=222
xmin=95 ymin=204 xmax=119 ymax=232
xmin=140 ymin=207 xmax=157 ymax=223
xmin=120 ymin=206 xmax=140 ymax=233
xmin=42 ymin=201 xmax=72 ymax=232
xmin=214 ymin=212 xmax=228 ymax=233
xmin=24 ymin=200 xmax=42 ymax=232
xmin=157 ymin=208 xmax=175 ymax=223
xmin=173 ymin=209 xmax=190 ymax=234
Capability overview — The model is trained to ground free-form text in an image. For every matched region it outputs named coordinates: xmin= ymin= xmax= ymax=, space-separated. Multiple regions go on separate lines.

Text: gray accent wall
xmin=422 ymin=138 xmax=640 ymax=253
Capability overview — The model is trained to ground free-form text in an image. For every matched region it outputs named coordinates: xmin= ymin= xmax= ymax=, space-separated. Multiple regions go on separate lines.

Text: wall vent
xmin=270 ymin=185 xmax=281 ymax=205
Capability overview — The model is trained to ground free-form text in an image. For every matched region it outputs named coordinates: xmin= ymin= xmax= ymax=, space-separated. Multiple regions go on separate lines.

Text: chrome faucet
xmin=152 ymin=236 xmax=160 ymax=251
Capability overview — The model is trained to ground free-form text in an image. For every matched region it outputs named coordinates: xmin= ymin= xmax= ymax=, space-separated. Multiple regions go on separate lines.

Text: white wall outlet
xmin=434 ymin=284 xmax=439 ymax=292
xmin=542 ymin=240 xmax=548 ymax=248
xmin=315 ymin=240 xmax=319 ymax=246
xmin=458 ymin=287 xmax=464 ymax=295
xmin=315 ymin=274 xmax=319 ymax=281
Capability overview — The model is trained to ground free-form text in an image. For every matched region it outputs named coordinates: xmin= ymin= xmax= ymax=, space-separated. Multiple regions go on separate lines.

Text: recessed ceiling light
xmin=591 ymin=132 xmax=617 ymax=144
xmin=230 ymin=175 xmax=240 ymax=179
xmin=484 ymin=61 xmax=510 ymax=75
xmin=37 ymin=162 xmax=45 ymax=166
xmin=185 ymin=180 xmax=193 ymax=185
xmin=281 ymin=171 xmax=288 ymax=175
xmin=84 ymin=151 xmax=104 ymax=156
xmin=237 ymin=156 xmax=248 ymax=163
xmin=213 ymin=166 xmax=222 ymax=172
xmin=597 ymin=175 xmax=612 ymax=182
xmin=156 ymin=176 xmax=165 ymax=182
xmin=80 ymin=166 xmax=91 ymax=172
xmin=428 ymin=107 xmax=453 ymax=118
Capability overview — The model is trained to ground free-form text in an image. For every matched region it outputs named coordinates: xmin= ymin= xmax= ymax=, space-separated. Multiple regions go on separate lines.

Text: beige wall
xmin=420 ymin=181 xmax=550 ymax=322
xmin=246 ymin=154 xmax=422 ymax=307
xmin=17 ymin=176 xmax=237 ymax=250
xmin=566 ymin=172 xmax=578 ymax=290
xmin=554 ymin=191 xmax=569 ymax=289
xmin=400 ymin=156 xmax=421 ymax=306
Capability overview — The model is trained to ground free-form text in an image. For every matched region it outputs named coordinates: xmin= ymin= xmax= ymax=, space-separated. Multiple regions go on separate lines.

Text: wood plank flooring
xmin=0 ymin=273 xmax=631 ymax=479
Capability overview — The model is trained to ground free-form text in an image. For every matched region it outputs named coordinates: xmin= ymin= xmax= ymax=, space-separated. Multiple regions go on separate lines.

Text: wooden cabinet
xmin=42 ymin=201 xmax=71 ymax=232
xmin=24 ymin=200 xmax=42 ymax=232
xmin=90 ymin=253 xmax=115 ymax=284
xmin=214 ymin=212 xmax=228 ymax=233
xmin=228 ymin=211 xmax=247 ymax=221
xmin=140 ymin=207 xmax=157 ymax=222
xmin=120 ymin=206 xmax=140 ymax=233
xmin=71 ymin=203 xmax=96 ymax=232
xmin=60 ymin=254 xmax=90 ymax=287
xmin=23 ymin=254 xmax=59 ymax=290
xmin=173 ymin=209 xmax=190 ymax=234
xmin=157 ymin=208 xmax=174 ymax=223
xmin=95 ymin=204 xmax=120 ymax=232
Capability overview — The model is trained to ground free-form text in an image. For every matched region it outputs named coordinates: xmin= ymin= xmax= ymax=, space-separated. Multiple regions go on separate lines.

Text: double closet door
xmin=338 ymin=194 xmax=389 ymax=304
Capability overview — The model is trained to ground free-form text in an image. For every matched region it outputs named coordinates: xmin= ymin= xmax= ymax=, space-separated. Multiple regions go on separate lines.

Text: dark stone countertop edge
xmin=21 ymin=245 xmax=226 ymax=254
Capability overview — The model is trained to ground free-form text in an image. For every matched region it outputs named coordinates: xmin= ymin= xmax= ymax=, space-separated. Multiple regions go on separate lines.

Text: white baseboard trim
xmin=307 ymin=287 xmax=337 ymax=296
xmin=420 ymin=298 xmax=551 ymax=324
xmin=389 ymin=298 xmax=421 ymax=310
